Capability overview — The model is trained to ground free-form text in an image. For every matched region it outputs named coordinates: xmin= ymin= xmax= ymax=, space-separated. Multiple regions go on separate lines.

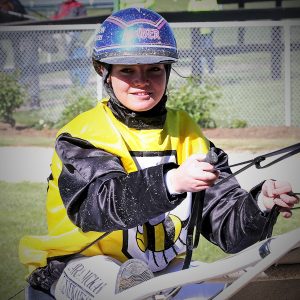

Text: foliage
xmin=230 ymin=119 xmax=247 ymax=128
xmin=33 ymin=118 xmax=55 ymax=130
xmin=55 ymin=89 xmax=95 ymax=128
xmin=13 ymin=110 xmax=42 ymax=128
xmin=0 ymin=72 xmax=27 ymax=127
xmin=167 ymin=77 xmax=221 ymax=128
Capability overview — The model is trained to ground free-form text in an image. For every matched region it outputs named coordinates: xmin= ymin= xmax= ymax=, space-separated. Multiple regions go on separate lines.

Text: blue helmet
xmin=92 ymin=7 xmax=178 ymax=68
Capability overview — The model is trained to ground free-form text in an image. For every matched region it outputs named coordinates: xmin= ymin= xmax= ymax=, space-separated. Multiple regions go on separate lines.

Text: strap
xmin=193 ymin=191 xmax=205 ymax=249
xmin=215 ymin=142 xmax=300 ymax=187
xmin=182 ymin=143 xmax=300 ymax=270
xmin=259 ymin=205 xmax=280 ymax=241
xmin=182 ymin=192 xmax=202 ymax=270
xmin=182 ymin=147 xmax=218 ymax=270
xmin=47 ymin=231 xmax=112 ymax=264
xmin=61 ymin=143 xmax=300 ymax=267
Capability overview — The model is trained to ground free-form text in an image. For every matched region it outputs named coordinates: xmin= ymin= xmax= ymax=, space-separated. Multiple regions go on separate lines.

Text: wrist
xmin=257 ymin=192 xmax=271 ymax=213
xmin=165 ymin=169 xmax=182 ymax=195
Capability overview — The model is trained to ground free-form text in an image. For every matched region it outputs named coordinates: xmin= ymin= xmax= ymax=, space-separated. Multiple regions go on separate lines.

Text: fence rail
xmin=1 ymin=19 xmax=299 ymax=127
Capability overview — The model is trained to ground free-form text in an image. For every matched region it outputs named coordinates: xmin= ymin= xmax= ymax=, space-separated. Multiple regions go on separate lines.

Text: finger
xmin=190 ymin=153 xmax=207 ymax=162
xmin=191 ymin=154 xmax=216 ymax=170
xmin=273 ymin=197 xmax=291 ymax=208
xmin=273 ymin=182 xmax=292 ymax=195
xmin=194 ymin=170 xmax=218 ymax=182
xmin=189 ymin=183 xmax=211 ymax=192
xmin=192 ymin=175 xmax=219 ymax=190
xmin=194 ymin=152 xmax=217 ymax=164
xmin=279 ymin=207 xmax=292 ymax=218
xmin=279 ymin=193 xmax=299 ymax=206
xmin=288 ymin=192 xmax=300 ymax=203
xmin=196 ymin=161 xmax=216 ymax=172
xmin=263 ymin=180 xmax=276 ymax=197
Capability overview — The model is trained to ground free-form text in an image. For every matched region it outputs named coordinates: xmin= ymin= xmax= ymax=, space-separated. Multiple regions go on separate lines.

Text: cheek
xmin=153 ymin=75 xmax=167 ymax=94
xmin=154 ymin=72 xmax=166 ymax=86
xmin=111 ymin=78 xmax=128 ymax=96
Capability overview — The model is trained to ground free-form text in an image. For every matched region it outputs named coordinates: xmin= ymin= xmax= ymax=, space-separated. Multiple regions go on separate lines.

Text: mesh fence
xmin=1 ymin=20 xmax=299 ymax=127
xmin=0 ymin=26 xmax=97 ymax=123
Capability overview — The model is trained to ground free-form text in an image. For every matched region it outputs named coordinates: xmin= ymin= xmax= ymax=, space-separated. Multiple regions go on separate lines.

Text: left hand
xmin=262 ymin=179 xmax=299 ymax=218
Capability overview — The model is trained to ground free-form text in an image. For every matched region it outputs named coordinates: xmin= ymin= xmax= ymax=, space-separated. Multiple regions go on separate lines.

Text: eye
xmin=149 ymin=66 xmax=164 ymax=73
xmin=120 ymin=68 xmax=133 ymax=74
xmin=152 ymin=67 xmax=161 ymax=71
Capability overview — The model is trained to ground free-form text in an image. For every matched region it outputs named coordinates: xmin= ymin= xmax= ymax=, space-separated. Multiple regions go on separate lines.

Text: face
xmin=109 ymin=64 xmax=167 ymax=112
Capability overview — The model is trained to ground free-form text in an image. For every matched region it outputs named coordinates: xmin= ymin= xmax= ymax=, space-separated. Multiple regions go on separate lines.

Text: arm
xmin=166 ymin=142 xmax=298 ymax=253
xmin=201 ymin=144 xmax=297 ymax=253
xmin=55 ymin=133 xmax=186 ymax=232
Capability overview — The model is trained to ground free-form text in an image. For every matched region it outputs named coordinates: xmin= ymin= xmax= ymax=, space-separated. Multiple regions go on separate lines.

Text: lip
xmin=130 ymin=90 xmax=152 ymax=99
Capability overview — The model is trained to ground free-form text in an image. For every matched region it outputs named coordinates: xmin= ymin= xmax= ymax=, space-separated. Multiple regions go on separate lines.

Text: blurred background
xmin=1 ymin=0 xmax=300 ymax=130
xmin=1 ymin=2 xmax=300 ymax=300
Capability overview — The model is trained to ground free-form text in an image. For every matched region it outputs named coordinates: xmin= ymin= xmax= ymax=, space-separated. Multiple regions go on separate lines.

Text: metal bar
xmin=283 ymin=23 xmax=292 ymax=126
xmin=1 ymin=19 xmax=299 ymax=31
xmin=0 ymin=24 xmax=98 ymax=31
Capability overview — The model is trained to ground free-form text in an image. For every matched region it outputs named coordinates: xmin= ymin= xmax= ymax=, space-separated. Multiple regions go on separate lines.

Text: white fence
xmin=1 ymin=19 xmax=299 ymax=127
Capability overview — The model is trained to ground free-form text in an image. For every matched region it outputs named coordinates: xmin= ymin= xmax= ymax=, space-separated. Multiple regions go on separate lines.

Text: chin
xmin=130 ymin=102 xmax=158 ymax=112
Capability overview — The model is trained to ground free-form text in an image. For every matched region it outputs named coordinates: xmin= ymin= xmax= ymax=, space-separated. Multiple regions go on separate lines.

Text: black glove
xmin=27 ymin=260 xmax=66 ymax=292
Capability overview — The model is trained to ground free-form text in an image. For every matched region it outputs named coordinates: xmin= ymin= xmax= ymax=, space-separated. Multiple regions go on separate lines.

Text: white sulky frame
xmin=112 ymin=227 xmax=300 ymax=300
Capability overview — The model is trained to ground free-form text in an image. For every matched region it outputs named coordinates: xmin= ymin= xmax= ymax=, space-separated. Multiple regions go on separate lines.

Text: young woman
xmin=20 ymin=7 xmax=298 ymax=300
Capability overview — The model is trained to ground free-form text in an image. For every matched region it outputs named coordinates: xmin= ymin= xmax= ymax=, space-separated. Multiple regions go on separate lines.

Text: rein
xmin=182 ymin=142 xmax=300 ymax=271
xmin=214 ymin=142 xmax=300 ymax=186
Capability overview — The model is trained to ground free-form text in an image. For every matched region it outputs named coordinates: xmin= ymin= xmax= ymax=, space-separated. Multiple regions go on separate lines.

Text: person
xmin=51 ymin=0 xmax=90 ymax=86
xmin=19 ymin=7 xmax=298 ymax=300
xmin=188 ymin=0 xmax=219 ymax=80
xmin=51 ymin=0 xmax=86 ymax=20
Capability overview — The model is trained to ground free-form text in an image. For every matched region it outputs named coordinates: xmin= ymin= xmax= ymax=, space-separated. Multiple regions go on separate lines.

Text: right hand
xmin=167 ymin=154 xmax=219 ymax=193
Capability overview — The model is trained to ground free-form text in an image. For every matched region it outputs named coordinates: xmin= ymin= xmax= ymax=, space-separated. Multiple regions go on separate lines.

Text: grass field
xmin=1 ymin=181 xmax=299 ymax=300
xmin=0 ymin=182 xmax=48 ymax=300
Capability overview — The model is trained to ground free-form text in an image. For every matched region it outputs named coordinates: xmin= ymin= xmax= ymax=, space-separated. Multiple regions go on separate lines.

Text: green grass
xmin=13 ymin=111 xmax=42 ymax=128
xmin=194 ymin=211 xmax=300 ymax=262
xmin=1 ymin=181 xmax=299 ymax=299
xmin=0 ymin=182 xmax=48 ymax=300
xmin=0 ymin=135 xmax=55 ymax=147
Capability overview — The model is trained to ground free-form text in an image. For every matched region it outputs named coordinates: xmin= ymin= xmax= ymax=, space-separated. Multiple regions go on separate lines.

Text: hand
xmin=262 ymin=179 xmax=299 ymax=218
xmin=168 ymin=154 xmax=219 ymax=193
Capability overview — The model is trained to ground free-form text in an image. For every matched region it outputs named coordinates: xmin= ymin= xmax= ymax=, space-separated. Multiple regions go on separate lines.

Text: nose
xmin=132 ymin=71 xmax=149 ymax=87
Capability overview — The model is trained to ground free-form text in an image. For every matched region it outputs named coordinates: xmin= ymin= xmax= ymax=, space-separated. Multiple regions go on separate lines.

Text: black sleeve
xmin=55 ymin=133 xmax=186 ymax=232
xmin=201 ymin=142 xmax=274 ymax=253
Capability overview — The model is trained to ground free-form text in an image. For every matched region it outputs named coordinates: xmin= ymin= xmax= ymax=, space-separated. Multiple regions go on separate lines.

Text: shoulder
xmin=166 ymin=107 xmax=206 ymax=137
xmin=56 ymin=100 xmax=108 ymax=138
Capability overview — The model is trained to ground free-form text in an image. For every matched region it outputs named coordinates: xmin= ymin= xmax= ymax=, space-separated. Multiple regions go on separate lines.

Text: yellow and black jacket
xmin=20 ymin=99 xmax=270 ymax=274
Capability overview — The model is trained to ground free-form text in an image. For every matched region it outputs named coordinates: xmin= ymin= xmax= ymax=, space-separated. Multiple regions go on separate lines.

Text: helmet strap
xmin=100 ymin=63 xmax=171 ymax=130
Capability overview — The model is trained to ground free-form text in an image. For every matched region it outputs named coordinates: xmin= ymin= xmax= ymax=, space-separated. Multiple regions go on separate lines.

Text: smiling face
xmin=109 ymin=64 xmax=167 ymax=112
